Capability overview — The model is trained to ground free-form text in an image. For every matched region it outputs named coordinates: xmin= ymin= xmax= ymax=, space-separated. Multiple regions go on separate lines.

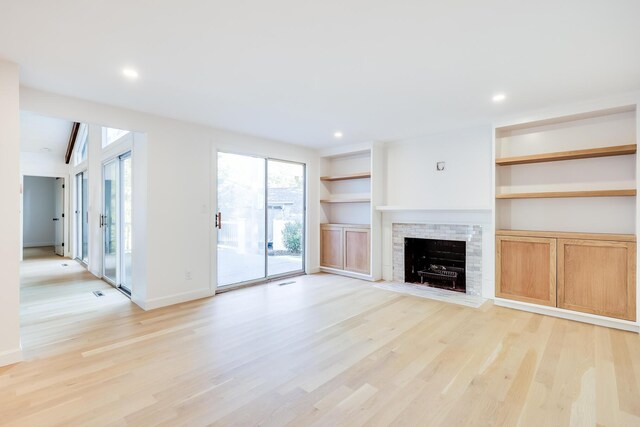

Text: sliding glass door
xmin=267 ymin=159 xmax=305 ymax=276
xmin=103 ymin=160 xmax=118 ymax=283
xmin=102 ymin=152 xmax=132 ymax=293
xmin=75 ymin=171 xmax=89 ymax=264
xmin=217 ymin=153 xmax=305 ymax=288
xmin=217 ymin=153 xmax=267 ymax=286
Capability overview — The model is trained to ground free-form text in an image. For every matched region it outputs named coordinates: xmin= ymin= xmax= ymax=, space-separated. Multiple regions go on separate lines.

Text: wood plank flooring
xmin=1 ymin=248 xmax=640 ymax=426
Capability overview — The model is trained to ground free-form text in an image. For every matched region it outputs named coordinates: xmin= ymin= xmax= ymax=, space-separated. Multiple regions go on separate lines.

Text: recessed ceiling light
xmin=40 ymin=147 xmax=51 ymax=152
xmin=492 ymin=93 xmax=506 ymax=102
xmin=122 ymin=68 xmax=139 ymax=79
xmin=333 ymin=131 xmax=343 ymax=139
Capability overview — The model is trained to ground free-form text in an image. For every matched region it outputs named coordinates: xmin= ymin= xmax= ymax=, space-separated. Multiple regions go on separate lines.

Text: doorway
xmin=216 ymin=152 xmax=305 ymax=288
xmin=22 ymin=175 xmax=65 ymax=256
xmin=102 ymin=151 xmax=133 ymax=294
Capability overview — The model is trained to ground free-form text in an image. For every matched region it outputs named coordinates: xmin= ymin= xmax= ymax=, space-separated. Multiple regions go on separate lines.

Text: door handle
xmin=53 ymin=218 xmax=60 ymax=221
xmin=215 ymin=212 xmax=222 ymax=230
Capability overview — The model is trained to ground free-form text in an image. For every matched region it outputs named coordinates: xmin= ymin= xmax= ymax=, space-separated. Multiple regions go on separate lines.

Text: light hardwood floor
xmin=2 ymin=249 xmax=640 ymax=426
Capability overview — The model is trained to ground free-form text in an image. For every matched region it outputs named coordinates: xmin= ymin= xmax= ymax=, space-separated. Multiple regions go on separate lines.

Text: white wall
xmin=23 ymin=176 xmax=57 ymax=247
xmin=20 ymin=87 xmax=319 ymax=311
xmin=384 ymin=126 xmax=493 ymax=209
xmin=0 ymin=60 xmax=22 ymax=366
xmin=380 ymin=126 xmax=495 ymax=297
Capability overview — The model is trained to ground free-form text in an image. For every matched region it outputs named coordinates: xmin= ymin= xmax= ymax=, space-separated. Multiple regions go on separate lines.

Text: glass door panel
xmin=267 ymin=160 xmax=305 ymax=276
xmin=217 ymin=152 xmax=266 ymax=287
xmin=81 ymin=172 xmax=89 ymax=262
xmin=121 ymin=154 xmax=133 ymax=292
xmin=76 ymin=171 xmax=89 ymax=264
xmin=103 ymin=160 xmax=118 ymax=283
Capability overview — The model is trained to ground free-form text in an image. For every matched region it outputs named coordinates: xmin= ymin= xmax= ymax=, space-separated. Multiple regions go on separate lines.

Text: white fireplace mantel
xmin=376 ymin=205 xmax=492 ymax=212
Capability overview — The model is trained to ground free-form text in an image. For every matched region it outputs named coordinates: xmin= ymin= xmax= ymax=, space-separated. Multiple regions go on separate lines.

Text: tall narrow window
xmin=74 ymin=124 xmax=88 ymax=165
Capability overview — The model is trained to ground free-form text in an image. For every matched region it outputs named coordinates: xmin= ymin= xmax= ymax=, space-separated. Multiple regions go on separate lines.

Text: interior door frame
xmin=213 ymin=150 xmax=307 ymax=292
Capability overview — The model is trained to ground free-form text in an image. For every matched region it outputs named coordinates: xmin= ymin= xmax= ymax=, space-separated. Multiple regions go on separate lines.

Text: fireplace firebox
xmin=404 ymin=237 xmax=466 ymax=293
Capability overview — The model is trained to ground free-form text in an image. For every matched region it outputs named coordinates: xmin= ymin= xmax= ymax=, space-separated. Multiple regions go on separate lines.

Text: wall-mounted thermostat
xmin=436 ymin=161 xmax=445 ymax=171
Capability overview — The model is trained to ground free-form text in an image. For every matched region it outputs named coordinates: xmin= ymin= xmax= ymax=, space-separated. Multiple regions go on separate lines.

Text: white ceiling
xmin=20 ymin=112 xmax=73 ymax=155
xmin=1 ymin=0 xmax=639 ymax=147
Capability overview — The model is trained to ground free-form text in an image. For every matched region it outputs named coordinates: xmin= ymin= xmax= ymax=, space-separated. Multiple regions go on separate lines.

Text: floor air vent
xmin=93 ymin=290 xmax=105 ymax=297
xmin=278 ymin=281 xmax=296 ymax=286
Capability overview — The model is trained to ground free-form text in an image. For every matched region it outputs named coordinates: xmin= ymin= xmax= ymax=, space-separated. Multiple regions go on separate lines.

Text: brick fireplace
xmin=392 ymin=223 xmax=483 ymax=296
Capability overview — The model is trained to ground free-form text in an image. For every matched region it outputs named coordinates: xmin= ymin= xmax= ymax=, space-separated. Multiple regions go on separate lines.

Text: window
xmin=102 ymin=127 xmax=131 ymax=148
xmin=73 ymin=124 xmax=89 ymax=165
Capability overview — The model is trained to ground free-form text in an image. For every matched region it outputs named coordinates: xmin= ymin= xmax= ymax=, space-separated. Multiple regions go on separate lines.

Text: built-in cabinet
xmin=558 ymin=238 xmax=636 ymax=321
xmin=496 ymin=231 xmax=636 ymax=321
xmin=320 ymin=224 xmax=370 ymax=274
xmin=494 ymin=103 xmax=639 ymax=327
xmin=319 ymin=145 xmax=382 ymax=280
xmin=495 ymin=235 xmax=556 ymax=307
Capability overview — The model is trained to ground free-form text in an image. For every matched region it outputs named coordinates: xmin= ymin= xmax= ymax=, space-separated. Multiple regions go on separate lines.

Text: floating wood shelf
xmin=496 ymin=229 xmax=636 ymax=242
xmin=496 ymin=189 xmax=637 ymax=199
xmin=320 ymin=172 xmax=371 ymax=181
xmin=496 ymin=144 xmax=637 ymax=166
xmin=320 ymin=198 xmax=371 ymax=204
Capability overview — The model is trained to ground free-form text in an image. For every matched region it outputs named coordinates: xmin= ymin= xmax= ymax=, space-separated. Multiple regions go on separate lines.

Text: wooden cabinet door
xmin=558 ymin=239 xmax=636 ymax=321
xmin=320 ymin=225 xmax=343 ymax=269
xmin=344 ymin=227 xmax=370 ymax=274
xmin=496 ymin=236 xmax=557 ymax=306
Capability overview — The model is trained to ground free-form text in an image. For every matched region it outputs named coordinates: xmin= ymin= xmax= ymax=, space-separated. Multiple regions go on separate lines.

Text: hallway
xmin=20 ymin=247 xmax=133 ymax=359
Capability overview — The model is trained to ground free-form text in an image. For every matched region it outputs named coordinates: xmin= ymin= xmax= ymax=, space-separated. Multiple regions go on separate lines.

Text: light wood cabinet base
xmin=496 ymin=231 xmax=637 ymax=323
xmin=320 ymin=224 xmax=371 ymax=276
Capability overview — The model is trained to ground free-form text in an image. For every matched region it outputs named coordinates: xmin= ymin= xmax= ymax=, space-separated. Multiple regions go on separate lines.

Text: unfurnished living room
xmin=0 ymin=1 xmax=639 ymax=426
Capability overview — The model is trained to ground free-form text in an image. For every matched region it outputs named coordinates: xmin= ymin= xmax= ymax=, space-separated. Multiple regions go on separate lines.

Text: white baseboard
xmin=136 ymin=288 xmax=215 ymax=311
xmin=494 ymin=298 xmax=640 ymax=333
xmin=319 ymin=267 xmax=375 ymax=281
xmin=0 ymin=347 xmax=23 ymax=367
xmin=23 ymin=243 xmax=55 ymax=248
xmin=307 ymin=266 xmax=321 ymax=274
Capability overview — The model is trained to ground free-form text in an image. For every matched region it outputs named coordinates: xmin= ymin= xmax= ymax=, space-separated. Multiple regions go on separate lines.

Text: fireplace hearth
xmin=404 ymin=237 xmax=466 ymax=293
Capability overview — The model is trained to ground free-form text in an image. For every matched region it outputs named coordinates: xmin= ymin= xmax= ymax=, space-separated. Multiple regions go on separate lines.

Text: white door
xmin=54 ymin=177 xmax=65 ymax=256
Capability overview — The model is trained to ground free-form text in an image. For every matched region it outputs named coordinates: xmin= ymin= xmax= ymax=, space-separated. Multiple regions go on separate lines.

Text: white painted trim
xmin=493 ymin=91 xmax=640 ymax=129
xmin=376 ymin=206 xmax=492 ymax=212
xmin=23 ymin=242 xmax=56 ymax=248
xmin=494 ymin=298 xmax=640 ymax=333
xmin=319 ymin=267 xmax=375 ymax=282
xmin=0 ymin=347 xmax=23 ymax=367
xmin=319 ymin=142 xmax=374 ymax=158
xmin=136 ymin=288 xmax=216 ymax=311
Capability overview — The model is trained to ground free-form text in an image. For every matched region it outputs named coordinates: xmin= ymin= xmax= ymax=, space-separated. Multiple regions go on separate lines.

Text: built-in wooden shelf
xmin=496 ymin=229 xmax=637 ymax=242
xmin=321 ymin=223 xmax=370 ymax=228
xmin=320 ymin=198 xmax=371 ymax=204
xmin=320 ymin=172 xmax=371 ymax=181
xmin=496 ymin=189 xmax=636 ymax=199
xmin=496 ymin=144 xmax=637 ymax=166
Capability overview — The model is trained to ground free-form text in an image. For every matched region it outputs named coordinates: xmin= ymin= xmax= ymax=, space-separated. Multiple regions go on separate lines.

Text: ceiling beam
xmin=64 ymin=122 xmax=81 ymax=164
